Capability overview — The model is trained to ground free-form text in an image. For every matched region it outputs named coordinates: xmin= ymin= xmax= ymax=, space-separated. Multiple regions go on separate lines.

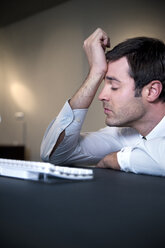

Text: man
xmin=40 ymin=28 xmax=165 ymax=176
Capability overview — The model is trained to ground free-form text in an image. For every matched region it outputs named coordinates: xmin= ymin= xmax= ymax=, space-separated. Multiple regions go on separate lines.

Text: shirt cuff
xmin=65 ymin=101 xmax=88 ymax=135
xmin=40 ymin=100 xmax=88 ymax=161
xmin=55 ymin=100 xmax=87 ymax=128
xmin=117 ymin=147 xmax=133 ymax=172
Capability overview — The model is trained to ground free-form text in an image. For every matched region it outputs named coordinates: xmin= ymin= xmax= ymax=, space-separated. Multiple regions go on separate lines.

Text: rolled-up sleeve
xmin=117 ymin=137 xmax=165 ymax=176
xmin=40 ymin=101 xmax=87 ymax=163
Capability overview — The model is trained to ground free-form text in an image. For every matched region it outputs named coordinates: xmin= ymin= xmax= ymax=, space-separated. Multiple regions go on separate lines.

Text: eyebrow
xmin=105 ymin=76 xmax=121 ymax=83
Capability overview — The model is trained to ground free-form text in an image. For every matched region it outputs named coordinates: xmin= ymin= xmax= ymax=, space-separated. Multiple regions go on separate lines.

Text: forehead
xmin=106 ymin=57 xmax=131 ymax=81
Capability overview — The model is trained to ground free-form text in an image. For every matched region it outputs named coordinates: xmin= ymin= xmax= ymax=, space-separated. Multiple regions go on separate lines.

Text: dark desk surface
xmin=1 ymin=168 xmax=165 ymax=248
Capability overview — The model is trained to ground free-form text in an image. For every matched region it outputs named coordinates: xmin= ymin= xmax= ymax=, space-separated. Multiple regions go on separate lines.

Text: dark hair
xmin=106 ymin=37 xmax=165 ymax=101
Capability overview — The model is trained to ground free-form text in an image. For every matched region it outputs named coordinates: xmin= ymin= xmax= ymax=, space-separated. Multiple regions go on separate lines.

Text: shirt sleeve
xmin=40 ymin=101 xmax=88 ymax=162
xmin=117 ymin=137 xmax=165 ymax=176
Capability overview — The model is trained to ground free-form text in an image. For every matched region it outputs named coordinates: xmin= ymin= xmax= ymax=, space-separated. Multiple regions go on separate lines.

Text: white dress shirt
xmin=40 ymin=101 xmax=165 ymax=176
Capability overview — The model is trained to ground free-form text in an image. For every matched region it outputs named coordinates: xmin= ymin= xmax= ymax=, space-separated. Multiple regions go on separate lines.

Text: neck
xmin=133 ymin=102 xmax=165 ymax=136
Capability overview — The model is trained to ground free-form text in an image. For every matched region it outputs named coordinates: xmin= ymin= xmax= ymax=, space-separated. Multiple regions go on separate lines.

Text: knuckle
xmin=83 ymin=39 xmax=86 ymax=45
xmin=83 ymin=39 xmax=88 ymax=47
xmin=96 ymin=27 xmax=102 ymax=32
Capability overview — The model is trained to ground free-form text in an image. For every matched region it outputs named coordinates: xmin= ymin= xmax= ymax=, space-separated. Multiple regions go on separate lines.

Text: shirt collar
xmin=144 ymin=116 xmax=165 ymax=140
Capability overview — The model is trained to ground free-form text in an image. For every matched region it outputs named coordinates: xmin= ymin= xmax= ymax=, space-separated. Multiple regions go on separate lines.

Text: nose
xmin=98 ymin=84 xmax=110 ymax=101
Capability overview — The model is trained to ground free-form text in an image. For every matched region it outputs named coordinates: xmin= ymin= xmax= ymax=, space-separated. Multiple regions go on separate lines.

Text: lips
xmin=103 ymin=102 xmax=112 ymax=113
xmin=104 ymin=107 xmax=112 ymax=114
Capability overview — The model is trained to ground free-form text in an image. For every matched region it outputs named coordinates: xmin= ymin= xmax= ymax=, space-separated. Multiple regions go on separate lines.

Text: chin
xmin=105 ymin=119 xmax=116 ymax=127
xmin=106 ymin=118 xmax=124 ymax=127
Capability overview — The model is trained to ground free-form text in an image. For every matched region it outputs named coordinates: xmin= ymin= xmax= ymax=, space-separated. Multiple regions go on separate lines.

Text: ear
xmin=143 ymin=80 xmax=162 ymax=102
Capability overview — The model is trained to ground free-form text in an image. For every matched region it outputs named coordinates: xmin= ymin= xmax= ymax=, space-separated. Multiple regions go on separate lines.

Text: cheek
xmin=114 ymin=96 xmax=139 ymax=114
xmin=116 ymin=88 xmax=135 ymax=104
xmin=121 ymin=99 xmax=144 ymax=115
xmin=113 ymin=93 xmax=131 ymax=108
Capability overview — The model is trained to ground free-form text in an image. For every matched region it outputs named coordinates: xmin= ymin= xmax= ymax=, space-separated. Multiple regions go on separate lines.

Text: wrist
xmin=88 ymin=69 xmax=105 ymax=83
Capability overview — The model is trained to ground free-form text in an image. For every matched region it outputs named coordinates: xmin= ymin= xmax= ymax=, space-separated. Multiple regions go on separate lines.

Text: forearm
xmin=70 ymin=28 xmax=110 ymax=110
xmin=53 ymin=71 xmax=102 ymax=152
xmin=96 ymin=152 xmax=121 ymax=170
xmin=118 ymin=138 xmax=165 ymax=176
xmin=70 ymin=71 xmax=104 ymax=109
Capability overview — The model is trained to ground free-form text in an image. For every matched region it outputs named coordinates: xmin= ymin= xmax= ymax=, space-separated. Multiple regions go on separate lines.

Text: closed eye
xmin=111 ymin=87 xmax=118 ymax=91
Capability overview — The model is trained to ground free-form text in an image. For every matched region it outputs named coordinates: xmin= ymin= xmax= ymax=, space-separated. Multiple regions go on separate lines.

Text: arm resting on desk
xmin=97 ymin=152 xmax=120 ymax=170
xmin=117 ymin=137 xmax=165 ymax=176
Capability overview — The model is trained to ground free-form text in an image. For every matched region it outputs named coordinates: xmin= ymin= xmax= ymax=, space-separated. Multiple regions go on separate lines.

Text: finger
xmin=101 ymin=37 xmax=110 ymax=51
xmin=96 ymin=160 xmax=106 ymax=168
xmin=94 ymin=28 xmax=109 ymax=44
xmin=100 ymin=34 xmax=110 ymax=49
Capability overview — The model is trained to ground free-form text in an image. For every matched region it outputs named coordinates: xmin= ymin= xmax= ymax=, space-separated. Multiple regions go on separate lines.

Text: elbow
xmin=40 ymin=150 xmax=48 ymax=162
xmin=40 ymin=147 xmax=65 ymax=165
xmin=40 ymin=143 xmax=50 ymax=162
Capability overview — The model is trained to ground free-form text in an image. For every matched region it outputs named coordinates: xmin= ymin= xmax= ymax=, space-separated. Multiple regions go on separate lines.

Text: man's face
xmin=99 ymin=57 xmax=146 ymax=128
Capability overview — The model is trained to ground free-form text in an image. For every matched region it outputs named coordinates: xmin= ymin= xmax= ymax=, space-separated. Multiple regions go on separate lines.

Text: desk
xmin=0 ymin=168 xmax=165 ymax=248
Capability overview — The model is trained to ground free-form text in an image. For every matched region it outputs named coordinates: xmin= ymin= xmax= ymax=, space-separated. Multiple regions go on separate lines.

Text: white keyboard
xmin=0 ymin=158 xmax=94 ymax=181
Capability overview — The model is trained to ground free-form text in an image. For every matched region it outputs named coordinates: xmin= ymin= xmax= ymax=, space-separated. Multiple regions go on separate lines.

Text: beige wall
xmin=0 ymin=0 xmax=164 ymax=161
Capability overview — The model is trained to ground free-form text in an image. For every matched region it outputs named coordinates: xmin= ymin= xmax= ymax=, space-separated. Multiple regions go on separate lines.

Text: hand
xmin=83 ymin=28 xmax=110 ymax=77
xmin=70 ymin=28 xmax=110 ymax=110
xmin=96 ymin=152 xmax=121 ymax=170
